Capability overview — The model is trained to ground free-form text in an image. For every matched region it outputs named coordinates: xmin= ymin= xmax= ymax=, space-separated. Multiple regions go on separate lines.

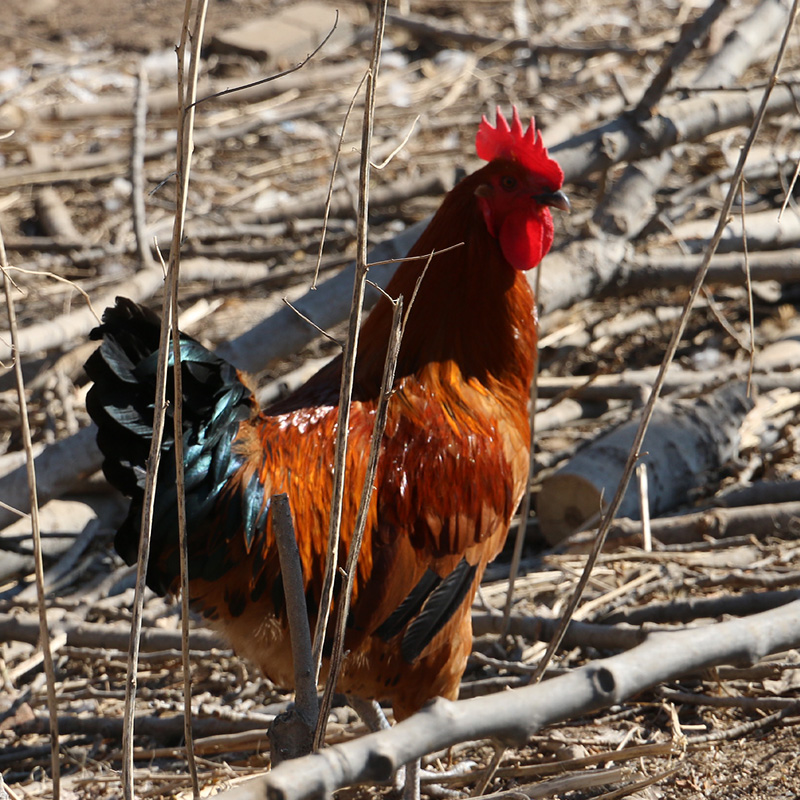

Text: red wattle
xmin=499 ymin=208 xmax=554 ymax=271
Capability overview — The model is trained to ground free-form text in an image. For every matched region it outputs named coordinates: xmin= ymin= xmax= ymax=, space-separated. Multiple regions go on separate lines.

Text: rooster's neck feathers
xmin=355 ymin=168 xmax=537 ymax=397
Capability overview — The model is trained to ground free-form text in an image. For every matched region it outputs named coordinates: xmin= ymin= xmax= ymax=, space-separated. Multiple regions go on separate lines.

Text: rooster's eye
xmin=500 ymin=175 xmax=517 ymax=191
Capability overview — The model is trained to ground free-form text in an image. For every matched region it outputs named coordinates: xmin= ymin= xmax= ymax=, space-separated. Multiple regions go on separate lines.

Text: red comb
xmin=475 ymin=106 xmax=564 ymax=188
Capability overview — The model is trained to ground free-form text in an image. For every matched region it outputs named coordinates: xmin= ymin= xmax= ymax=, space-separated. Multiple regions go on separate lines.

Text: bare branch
xmin=315 ymin=295 xmax=403 ymax=747
xmin=269 ymin=494 xmax=319 ymax=763
xmin=208 ymin=600 xmax=800 ymax=799
xmin=311 ymin=0 xmax=389 ymax=689
xmin=191 ymin=11 xmax=339 ymax=107
xmin=1 ymin=216 xmax=61 ymax=798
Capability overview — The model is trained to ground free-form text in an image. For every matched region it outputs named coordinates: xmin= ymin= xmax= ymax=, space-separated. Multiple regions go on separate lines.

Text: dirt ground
xmin=2 ymin=0 xmax=270 ymax=58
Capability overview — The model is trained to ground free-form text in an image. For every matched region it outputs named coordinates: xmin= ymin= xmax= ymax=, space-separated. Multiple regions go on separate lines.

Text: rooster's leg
xmin=345 ymin=697 xmax=469 ymax=799
xmin=346 ymin=695 xmax=391 ymax=732
xmin=403 ymin=757 xmax=420 ymax=800
xmin=346 ymin=696 xmax=408 ymax=794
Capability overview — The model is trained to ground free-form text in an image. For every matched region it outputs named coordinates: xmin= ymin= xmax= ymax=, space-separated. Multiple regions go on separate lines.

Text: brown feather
xmin=85 ymin=102 xmax=569 ymax=728
xmin=177 ymin=161 xmax=537 ymax=718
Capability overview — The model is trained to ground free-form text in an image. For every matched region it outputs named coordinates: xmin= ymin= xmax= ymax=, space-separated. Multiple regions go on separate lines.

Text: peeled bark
xmin=537 ymin=382 xmax=753 ymax=543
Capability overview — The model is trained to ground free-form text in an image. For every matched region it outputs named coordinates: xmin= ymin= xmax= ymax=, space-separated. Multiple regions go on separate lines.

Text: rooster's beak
xmin=536 ymin=190 xmax=570 ymax=212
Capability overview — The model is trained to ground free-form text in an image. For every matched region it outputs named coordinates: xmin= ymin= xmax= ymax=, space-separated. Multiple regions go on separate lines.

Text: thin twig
xmin=313 ymin=69 xmax=369 ymax=289
xmin=633 ymin=0 xmax=729 ymax=118
xmin=271 ymin=493 xmax=319 ymax=757
xmin=3 ymin=266 xmax=100 ymax=322
xmin=311 ymin=0 xmax=389 ymax=688
xmin=171 ymin=2 xmax=210 ymax=796
xmin=370 ymin=114 xmax=420 ymax=170
xmin=687 ymin=700 xmax=800 ymax=745
xmin=366 ymin=241 xmax=464 ymax=267
xmin=314 ymin=295 xmax=403 ymax=749
xmin=741 ymin=184 xmax=755 ymax=392
xmin=701 ymin=285 xmax=750 ymax=350
xmin=1 ymin=222 xmax=61 ymax=799
xmin=0 ymin=498 xmax=28 ymax=518
xmin=471 ymin=743 xmax=505 ymax=797
xmin=780 ymin=154 xmax=800 ymax=221
xmin=637 ymin=464 xmax=652 ymax=553
xmin=283 ymin=297 xmax=343 ymax=347
xmin=132 ymin=59 xmax=154 ymax=270
xmin=118 ymin=167 xmax=170 ymax=799
xmin=593 ymin=765 xmax=682 ymax=800
xmin=191 ymin=12 xmax=339 ymax=107
xmin=119 ymin=1 xmax=207 ymax=797
xmin=527 ymin=0 xmax=799 ymax=686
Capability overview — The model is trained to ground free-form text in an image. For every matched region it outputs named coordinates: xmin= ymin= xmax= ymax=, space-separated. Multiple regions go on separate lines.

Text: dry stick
xmin=594 ymin=765 xmax=682 ymax=800
xmin=0 ymin=776 xmax=18 ymax=800
xmin=780 ymin=154 xmax=800 ymax=220
xmin=0 ymin=231 xmax=61 ymax=799
xmin=270 ymin=493 xmax=319 ymax=759
xmin=534 ymin=367 xmax=800 ymax=401
xmin=473 ymin=745 xmax=506 ymax=798
xmin=686 ymin=699 xmax=800 ymax=745
xmin=313 ymin=68 xmax=369 ymax=289
xmin=224 ymin=590 xmax=800 ymax=800
xmin=366 ymin=242 xmax=464 ymax=269
xmin=117 ymin=131 xmax=172 ymax=800
xmin=632 ymin=0 xmax=729 ymax=119
xmin=314 ymin=297 xmax=403 ymax=750
xmin=2 ymin=266 xmax=100 ymax=321
xmin=384 ymin=9 xmax=649 ymax=57
xmin=659 ymin=688 xmax=800 ymax=711
xmin=371 ymin=115 xmax=419 ymax=170
xmin=520 ymin=766 xmax=629 ymax=799
xmin=637 ymin=464 xmax=652 ymax=553
xmin=527 ymin=0 xmax=799 ymax=687
xmin=740 ymin=187 xmax=755 ymax=391
xmin=118 ymin=1 xmax=207 ymax=797
xmin=15 ymin=709 xmax=281 ymax=742
xmin=0 ymin=267 xmax=160 ymax=364
xmin=0 ymin=499 xmax=27 ymax=519
xmin=701 ymin=285 xmax=751 ymax=349
xmin=190 ymin=11 xmax=338 ymax=108
xmin=0 ymin=611 xmax=226 ymax=651
xmin=132 ymin=60 xmax=154 ymax=270
xmin=311 ymin=0 xmax=389 ymax=686
xmin=494 ymin=742 xmax=677 ymax=780
xmin=170 ymin=2 xmax=210 ymax=797
xmin=282 ymin=298 xmax=342 ymax=346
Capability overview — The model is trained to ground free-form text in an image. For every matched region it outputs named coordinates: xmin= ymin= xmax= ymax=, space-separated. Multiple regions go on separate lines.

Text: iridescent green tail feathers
xmin=84 ymin=297 xmax=252 ymax=593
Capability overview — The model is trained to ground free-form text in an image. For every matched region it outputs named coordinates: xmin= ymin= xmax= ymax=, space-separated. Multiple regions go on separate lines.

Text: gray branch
xmin=208 ymin=599 xmax=800 ymax=799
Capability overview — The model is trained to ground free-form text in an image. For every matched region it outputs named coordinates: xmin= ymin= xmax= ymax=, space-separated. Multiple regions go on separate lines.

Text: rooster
xmin=86 ymin=107 xmax=567 ymax=739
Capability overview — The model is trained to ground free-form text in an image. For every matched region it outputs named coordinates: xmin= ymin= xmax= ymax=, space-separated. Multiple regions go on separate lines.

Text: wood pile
xmin=1 ymin=0 xmax=800 ymax=797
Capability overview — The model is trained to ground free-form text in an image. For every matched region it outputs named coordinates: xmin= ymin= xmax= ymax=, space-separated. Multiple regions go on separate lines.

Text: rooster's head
xmin=474 ymin=106 xmax=568 ymax=272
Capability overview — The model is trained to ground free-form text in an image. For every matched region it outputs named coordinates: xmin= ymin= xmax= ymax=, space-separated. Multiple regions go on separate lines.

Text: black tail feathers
xmin=85 ymin=297 xmax=253 ymax=592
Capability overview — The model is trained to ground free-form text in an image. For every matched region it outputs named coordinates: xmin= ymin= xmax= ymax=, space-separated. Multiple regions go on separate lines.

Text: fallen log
xmin=537 ymin=382 xmax=753 ymax=543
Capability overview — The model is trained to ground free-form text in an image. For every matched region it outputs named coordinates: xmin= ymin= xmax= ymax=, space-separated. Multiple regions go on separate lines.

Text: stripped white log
xmin=537 ymin=383 xmax=752 ymax=544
